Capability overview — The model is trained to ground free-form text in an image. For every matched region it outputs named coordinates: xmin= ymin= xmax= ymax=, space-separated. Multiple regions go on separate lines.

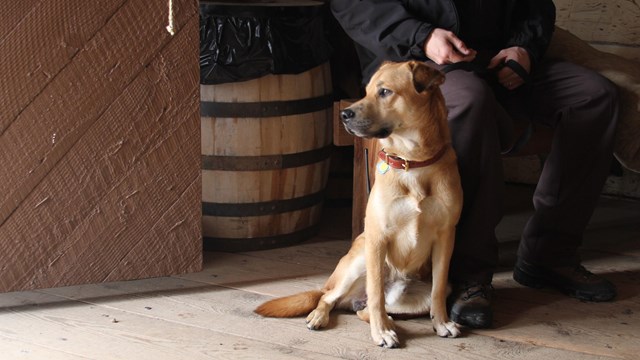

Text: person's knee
xmin=449 ymin=78 xmax=494 ymax=113
xmin=443 ymin=75 xmax=503 ymax=168
xmin=581 ymin=71 xmax=620 ymax=116
xmin=443 ymin=75 xmax=497 ymax=130
xmin=557 ymin=70 xmax=620 ymax=144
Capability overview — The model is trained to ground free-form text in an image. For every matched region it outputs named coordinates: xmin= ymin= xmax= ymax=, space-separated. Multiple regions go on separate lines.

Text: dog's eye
xmin=378 ymin=88 xmax=392 ymax=98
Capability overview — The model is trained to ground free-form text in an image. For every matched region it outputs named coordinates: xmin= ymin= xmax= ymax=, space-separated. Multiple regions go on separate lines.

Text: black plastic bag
xmin=200 ymin=2 xmax=332 ymax=85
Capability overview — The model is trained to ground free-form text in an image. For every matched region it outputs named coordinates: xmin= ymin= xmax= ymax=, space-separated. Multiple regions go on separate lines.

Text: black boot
xmin=513 ymin=258 xmax=617 ymax=302
xmin=449 ymin=282 xmax=493 ymax=329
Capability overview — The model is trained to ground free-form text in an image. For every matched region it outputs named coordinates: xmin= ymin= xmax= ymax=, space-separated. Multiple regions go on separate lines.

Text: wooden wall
xmin=0 ymin=0 xmax=202 ymax=293
xmin=555 ymin=0 xmax=640 ymax=60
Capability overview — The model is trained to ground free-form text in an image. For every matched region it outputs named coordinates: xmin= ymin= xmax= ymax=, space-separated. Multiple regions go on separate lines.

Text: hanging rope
xmin=166 ymin=0 xmax=176 ymax=35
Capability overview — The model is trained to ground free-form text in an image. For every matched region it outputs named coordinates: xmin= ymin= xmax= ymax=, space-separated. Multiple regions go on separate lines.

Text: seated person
xmin=331 ymin=0 xmax=620 ymax=328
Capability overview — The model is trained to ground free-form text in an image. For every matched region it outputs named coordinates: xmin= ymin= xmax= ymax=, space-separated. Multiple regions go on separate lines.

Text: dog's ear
xmin=408 ymin=61 xmax=445 ymax=93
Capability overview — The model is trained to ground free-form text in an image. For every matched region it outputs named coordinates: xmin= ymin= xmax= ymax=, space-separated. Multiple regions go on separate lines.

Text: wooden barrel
xmin=200 ymin=63 xmax=333 ymax=251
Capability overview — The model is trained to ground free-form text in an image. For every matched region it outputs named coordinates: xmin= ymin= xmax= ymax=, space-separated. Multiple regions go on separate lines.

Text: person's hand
xmin=488 ymin=47 xmax=531 ymax=90
xmin=424 ymin=28 xmax=476 ymax=65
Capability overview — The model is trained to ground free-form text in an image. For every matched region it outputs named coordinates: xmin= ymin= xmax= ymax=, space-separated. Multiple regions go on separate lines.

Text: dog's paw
xmin=356 ymin=308 xmax=370 ymax=323
xmin=372 ymin=328 xmax=399 ymax=348
xmin=371 ymin=317 xmax=399 ymax=348
xmin=306 ymin=309 xmax=329 ymax=330
xmin=433 ymin=320 xmax=461 ymax=338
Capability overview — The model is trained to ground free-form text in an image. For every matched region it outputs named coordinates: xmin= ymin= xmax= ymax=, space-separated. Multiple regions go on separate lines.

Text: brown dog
xmin=255 ymin=61 xmax=462 ymax=348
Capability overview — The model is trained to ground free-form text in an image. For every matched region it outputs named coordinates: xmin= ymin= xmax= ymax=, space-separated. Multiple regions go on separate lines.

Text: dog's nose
xmin=340 ymin=109 xmax=355 ymax=123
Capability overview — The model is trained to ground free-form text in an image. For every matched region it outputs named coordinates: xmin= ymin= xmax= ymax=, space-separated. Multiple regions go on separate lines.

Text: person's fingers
xmin=425 ymin=29 xmax=477 ymax=65
xmin=449 ymin=34 xmax=471 ymax=56
xmin=488 ymin=47 xmax=531 ymax=90
xmin=460 ymin=48 xmax=477 ymax=62
xmin=450 ymin=35 xmax=477 ymax=62
xmin=487 ymin=52 xmax=507 ymax=69
xmin=497 ymin=67 xmax=514 ymax=82
xmin=448 ymin=50 xmax=476 ymax=63
xmin=498 ymin=68 xmax=523 ymax=90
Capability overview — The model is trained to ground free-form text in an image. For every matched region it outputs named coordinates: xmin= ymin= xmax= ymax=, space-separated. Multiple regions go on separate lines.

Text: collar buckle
xmin=402 ymin=158 xmax=410 ymax=171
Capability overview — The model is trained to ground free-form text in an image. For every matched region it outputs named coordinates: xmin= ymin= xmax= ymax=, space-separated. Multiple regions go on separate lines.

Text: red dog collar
xmin=378 ymin=145 xmax=449 ymax=171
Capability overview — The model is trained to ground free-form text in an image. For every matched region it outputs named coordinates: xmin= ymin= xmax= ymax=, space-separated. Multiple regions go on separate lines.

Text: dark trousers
xmin=431 ymin=59 xmax=620 ymax=284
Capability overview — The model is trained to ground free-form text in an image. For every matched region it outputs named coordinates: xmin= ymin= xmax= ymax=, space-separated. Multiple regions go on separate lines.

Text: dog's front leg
xmin=307 ymin=238 xmax=367 ymax=330
xmin=430 ymin=228 xmax=461 ymax=338
xmin=365 ymin=237 xmax=399 ymax=348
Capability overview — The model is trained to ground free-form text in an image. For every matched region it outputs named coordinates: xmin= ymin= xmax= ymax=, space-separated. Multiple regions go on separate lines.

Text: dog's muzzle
xmin=340 ymin=108 xmax=391 ymax=139
xmin=340 ymin=108 xmax=357 ymax=135
xmin=340 ymin=109 xmax=356 ymax=124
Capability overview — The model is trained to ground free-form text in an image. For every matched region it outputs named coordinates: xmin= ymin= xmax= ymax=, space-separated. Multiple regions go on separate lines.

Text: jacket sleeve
xmin=505 ymin=0 xmax=556 ymax=67
xmin=330 ymin=0 xmax=433 ymax=61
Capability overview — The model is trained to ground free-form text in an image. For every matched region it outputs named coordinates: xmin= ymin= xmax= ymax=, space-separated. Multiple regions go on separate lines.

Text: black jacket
xmin=330 ymin=0 xmax=556 ymax=83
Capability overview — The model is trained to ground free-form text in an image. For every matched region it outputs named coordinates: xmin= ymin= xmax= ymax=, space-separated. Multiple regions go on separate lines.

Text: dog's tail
xmin=254 ymin=290 xmax=324 ymax=318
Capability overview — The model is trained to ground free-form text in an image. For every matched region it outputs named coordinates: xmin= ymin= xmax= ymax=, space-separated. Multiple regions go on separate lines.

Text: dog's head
xmin=340 ymin=61 xmax=445 ymax=139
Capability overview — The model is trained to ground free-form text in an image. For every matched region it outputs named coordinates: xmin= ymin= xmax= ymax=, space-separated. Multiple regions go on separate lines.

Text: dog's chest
xmin=368 ymin=175 xmax=442 ymax=269
xmin=371 ymin=181 xmax=434 ymax=240
xmin=389 ymin=194 xmax=424 ymax=224
xmin=385 ymin=198 xmax=432 ymax=273
xmin=374 ymin=174 xmax=431 ymax=223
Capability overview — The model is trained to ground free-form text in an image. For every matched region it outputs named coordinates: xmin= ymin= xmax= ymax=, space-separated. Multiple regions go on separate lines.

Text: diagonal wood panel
xmin=0 ymin=0 xmax=39 ymax=43
xmin=0 ymin=0 xmax=194 ymax=223
xmin=0 ymin=0 xmax=129 ymax=134
xmin=0 ymin=0 xmax=201 ymax=293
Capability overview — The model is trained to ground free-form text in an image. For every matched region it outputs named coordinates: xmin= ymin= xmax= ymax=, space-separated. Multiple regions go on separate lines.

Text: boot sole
xmin=513 ymin=265 xmax=616 ymax=302
xmin=450 ymin=308 xmax=493 ymax=329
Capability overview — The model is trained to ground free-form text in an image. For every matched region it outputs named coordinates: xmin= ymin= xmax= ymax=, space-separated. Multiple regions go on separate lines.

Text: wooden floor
xmin=1 ymin=185 xmax=639 ymax=359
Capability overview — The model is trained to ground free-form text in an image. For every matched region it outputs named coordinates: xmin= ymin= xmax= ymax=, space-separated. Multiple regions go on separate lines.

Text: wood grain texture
xmin=40 ymin=280 xmax=610 ymax=360
xmin=0 ymin=0 xmax=39 ymax=41
xmin=0 ymin=0 xmax=128 ymax=135
xmin=592 ymin=43 xmax=640 ymax=62
xmin=555 ymin=0 xmax=640 ymax=45
xmin=200 ymin=64 xmax=333 ymax=156
xmin=0 ymin=194 xmax=638 ymax=359
xmin=200 ymin=62 xmax=332 ymax=250
xmin=0 ymin=0 xmax=201 ymax=293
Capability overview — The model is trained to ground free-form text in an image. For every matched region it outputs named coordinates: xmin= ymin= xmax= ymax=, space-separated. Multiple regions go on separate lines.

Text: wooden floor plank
xmin=177 ymin=233 xmax=639 ymax=359
xmin=240 ymin=240 xmax=353 ymax=270
xmin=0 ymin=336 xmax=91 ymax=360
xmin=175 ymin=246 xmax=343 ymax=296
xmin=0 ymin=187 xmax=637 ymax=358
xmin=41 ymin=281 xmax=400 ymax=360
xmin=0 ymin=241 xmax=631 ymax=359
xmin=40 ymin=277 xmax=612 ymax=360
xmin=464 ymin=267 xmax=638 ymax=359
xmin=0 ymin=285 xmax=336 ymax=360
